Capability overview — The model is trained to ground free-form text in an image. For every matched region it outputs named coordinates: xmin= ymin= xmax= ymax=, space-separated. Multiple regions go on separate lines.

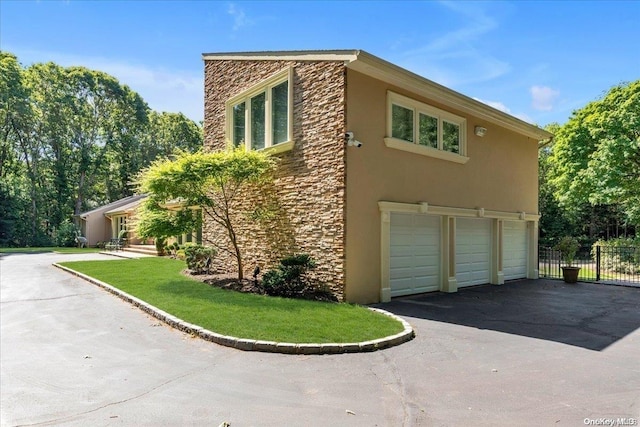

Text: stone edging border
xmin=53 ymin=263 xmax=415 ymax=354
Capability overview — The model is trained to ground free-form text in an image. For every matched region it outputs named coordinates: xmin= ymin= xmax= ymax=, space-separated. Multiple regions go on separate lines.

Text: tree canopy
xmin=136 ymin=149 xmax=274 ymax=279
xmin=549 ymin=81 xmax=640 ymax=226
xmin=0 ymin=51 xmax=202 ymax=246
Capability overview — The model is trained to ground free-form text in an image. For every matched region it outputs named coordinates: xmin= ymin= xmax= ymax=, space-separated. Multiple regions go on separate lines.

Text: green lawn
xmin=539 ymin=263 xmax=622 ymax=281
xmin=58 ymin=257 xmax=404 ymax=343
xmin=0 ymin=246 xmax=103 ymax=254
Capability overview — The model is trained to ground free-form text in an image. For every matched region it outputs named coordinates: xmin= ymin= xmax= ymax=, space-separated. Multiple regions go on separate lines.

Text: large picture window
xmin=386 ymin=91 xmax=468 ymax=163
xmin=227 ymin=68 xmax=294 ymax=154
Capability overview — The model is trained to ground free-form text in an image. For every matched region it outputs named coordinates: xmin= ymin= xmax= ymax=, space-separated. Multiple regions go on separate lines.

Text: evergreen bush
xmin=262 ymin=254 xmax=318 ymax=298
xmin=184 ymin=244 xmax=216 ymax=274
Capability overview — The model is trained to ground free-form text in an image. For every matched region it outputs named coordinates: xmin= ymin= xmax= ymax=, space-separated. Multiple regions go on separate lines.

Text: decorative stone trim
xmin=204 ymin=59 xmax=348 ymax=300
xmin=54 ymin=264 xmax=415 ymax=354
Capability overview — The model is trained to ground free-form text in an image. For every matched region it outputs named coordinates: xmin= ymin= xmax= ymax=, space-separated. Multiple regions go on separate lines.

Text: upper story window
xmin=226 ymin=67 xmax=294 ymax=154
xmin=385 ymin=91 xmax=469 ymax=164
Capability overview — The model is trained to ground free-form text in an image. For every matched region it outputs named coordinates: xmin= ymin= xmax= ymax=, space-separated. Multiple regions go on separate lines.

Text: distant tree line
xmin=539 ymin=81 xmax=639 ymax=247
xmin=2 ymin=51 xmax=637 ymax=250
xmin=0 ymin=51 xmax=202 ymax=246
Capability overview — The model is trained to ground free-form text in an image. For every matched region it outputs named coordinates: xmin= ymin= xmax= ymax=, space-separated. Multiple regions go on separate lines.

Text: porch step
xmin=124 ymin=244 xmax=158 ymax=256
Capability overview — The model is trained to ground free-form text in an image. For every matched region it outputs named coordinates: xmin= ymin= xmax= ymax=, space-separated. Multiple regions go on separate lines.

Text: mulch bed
xmin=182 ymin=269 xmax=338 ymax=302
xmin=182 ymin=270 xmax=265 ymax=294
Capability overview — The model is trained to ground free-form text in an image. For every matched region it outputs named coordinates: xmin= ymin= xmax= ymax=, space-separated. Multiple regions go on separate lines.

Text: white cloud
xmin=227 ymin=3 xmax=252 ymax=31
xmin=530 ymin=85 xmax=560 ymax=111
xmin=473 ymin=97 xmax=534 ymax=124
xmin=12 ymin=48 xmax=204 ymax=122
xmin=474 ymin=97 xmax=510 ymax=113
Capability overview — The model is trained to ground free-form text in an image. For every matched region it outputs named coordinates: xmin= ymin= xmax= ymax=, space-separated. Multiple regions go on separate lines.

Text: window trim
xmin=386 ymin=91 xmax=468 ymax=164
xmin=226 ymin=67 xmax=294 ymax=153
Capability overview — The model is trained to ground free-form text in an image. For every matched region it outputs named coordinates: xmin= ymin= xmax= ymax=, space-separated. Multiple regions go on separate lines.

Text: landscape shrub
xmin=592 ymin=237 xmax=640 ymax=274
xmin=262 ymin=254 xmax=330 ymax=299
xmin=184 ymin=244 xmax=216 ymax=274
xmin=53 ymin=220 xmax=79 ymax=247
xmin=164 ymin=241 xmax=180 ymax=258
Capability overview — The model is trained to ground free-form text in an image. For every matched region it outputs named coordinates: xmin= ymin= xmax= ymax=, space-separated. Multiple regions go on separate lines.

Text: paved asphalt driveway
xmin=1 ymin=252 xmax=639 ymax=426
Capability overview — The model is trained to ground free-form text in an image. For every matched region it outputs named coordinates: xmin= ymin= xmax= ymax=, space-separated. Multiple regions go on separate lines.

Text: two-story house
xmin=202 ymin=50 xmax=552 ymax=304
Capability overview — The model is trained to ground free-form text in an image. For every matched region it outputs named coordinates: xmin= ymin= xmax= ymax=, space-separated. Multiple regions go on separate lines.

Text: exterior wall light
xmin=474 ymin=126 xmax=487 ymax=137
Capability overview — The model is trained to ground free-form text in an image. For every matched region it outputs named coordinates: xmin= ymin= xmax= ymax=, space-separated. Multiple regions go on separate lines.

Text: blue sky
xmin=2 ymin=1 xmax=638 ymax=127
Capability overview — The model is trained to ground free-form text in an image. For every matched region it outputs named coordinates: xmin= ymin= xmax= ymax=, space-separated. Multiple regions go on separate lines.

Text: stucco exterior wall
xmin=80 ymin=215 xmax=110 ymax=247
xmin=344 ymin=70 xmax=539 ymax=303
xmin=203 ymin=60 xmax=347 ymax=298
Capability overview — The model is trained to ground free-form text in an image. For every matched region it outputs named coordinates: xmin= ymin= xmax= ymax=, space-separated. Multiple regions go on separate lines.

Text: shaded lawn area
xmin=58 ymin=257 xmax=404 ymax=343
xmin=1 ymin=247 xmax=102 ymax=254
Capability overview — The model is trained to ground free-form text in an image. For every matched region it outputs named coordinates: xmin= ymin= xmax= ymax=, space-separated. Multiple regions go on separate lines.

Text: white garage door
xmin=456 ymin=218 xmax=491 ymax=287
xmin=503 ymin=221 xmax=528 ymax=281
xmin=390 ymin=213 xmax=441 ymax=297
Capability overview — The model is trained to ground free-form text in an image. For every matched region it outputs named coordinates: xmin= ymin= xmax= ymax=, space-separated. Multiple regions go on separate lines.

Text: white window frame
xmin=111 ymin=214 xmax=127 ymax=239
xmin=226 ymin=67 xmax=294 ymax=155
xmin=385 ymin=91 xmax=469 ymax=164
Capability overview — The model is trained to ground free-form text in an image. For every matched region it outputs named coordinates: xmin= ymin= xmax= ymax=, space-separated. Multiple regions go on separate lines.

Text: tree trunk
xmin=75 ymin=171 xmax=85 ymax=216
xmin=225 ymin=218 xmax=243 ymax=280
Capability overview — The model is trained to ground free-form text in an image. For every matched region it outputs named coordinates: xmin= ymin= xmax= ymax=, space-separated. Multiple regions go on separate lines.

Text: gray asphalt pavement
xmin=1 ymin=252 xmax=639 ymax=426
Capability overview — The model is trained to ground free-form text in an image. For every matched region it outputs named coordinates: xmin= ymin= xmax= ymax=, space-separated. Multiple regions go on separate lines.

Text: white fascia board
xmin=202 ymin=50 xmax=360 ymax=62
xmin=347 ymin=51 xmax=553 ymax=141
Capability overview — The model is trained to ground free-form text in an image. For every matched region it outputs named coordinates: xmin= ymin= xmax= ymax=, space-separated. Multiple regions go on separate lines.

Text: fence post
xmin=596 ymin=246 xmax=601 ymax=282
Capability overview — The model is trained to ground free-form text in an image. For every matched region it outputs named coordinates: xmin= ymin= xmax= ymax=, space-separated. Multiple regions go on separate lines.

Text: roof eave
xmin=201 ymin=49 xmax=553 ymax=141
xmin=202 ymin=49 xmax=360 ymax=62
xmin=346 ymin=51 xmax=553 ymax=141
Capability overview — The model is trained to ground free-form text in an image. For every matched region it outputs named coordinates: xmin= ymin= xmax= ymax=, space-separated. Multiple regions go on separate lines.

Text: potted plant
xmin=555 ymin=236 xmax=581 ymax=283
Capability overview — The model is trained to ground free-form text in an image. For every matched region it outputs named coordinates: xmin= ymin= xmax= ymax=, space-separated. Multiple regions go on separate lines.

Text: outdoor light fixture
xmin=474 ymin=126 xmax=487 ymax=137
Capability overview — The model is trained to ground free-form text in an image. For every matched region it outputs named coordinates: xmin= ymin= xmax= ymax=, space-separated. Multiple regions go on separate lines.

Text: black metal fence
xmin=539 ymin=245 xmax=640 ymax=285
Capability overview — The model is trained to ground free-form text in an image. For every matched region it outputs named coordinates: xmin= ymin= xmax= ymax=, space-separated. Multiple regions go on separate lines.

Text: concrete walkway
xmin=2 ymin=252 xmax=639 ymax=426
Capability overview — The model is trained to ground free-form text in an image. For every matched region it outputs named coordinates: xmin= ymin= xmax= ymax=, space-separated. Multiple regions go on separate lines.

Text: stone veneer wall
xmin=203 ymin=59 xmax=347 ymax=299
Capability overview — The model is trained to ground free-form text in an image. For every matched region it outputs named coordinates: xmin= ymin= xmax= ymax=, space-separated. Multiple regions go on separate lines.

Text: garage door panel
xmin=412 ymin=267 xmax=439 ymax=278
xmin=414 ymin=235 xmax=439 ymax=246
xmin=456 ymin=218 xmax=491 ymax=287
xmin=390 ymin=213 xmax=441 ymax=297
xmin=390 ymin=245 xmax=419 ymax=257
xmin=390 ymin=233 xmax=413 ymax=245
xmin=504 ymin=221 xmax=528 ymax=280
xmin=414 ymin=254 xmax=439 ymax=265
xmin=389 ymin=278 xmax=413 ymax=294
xmin=390 ymin=267 xmax=417 ymax=280
xmin=390 ymin=256 xmax=416 ymax=269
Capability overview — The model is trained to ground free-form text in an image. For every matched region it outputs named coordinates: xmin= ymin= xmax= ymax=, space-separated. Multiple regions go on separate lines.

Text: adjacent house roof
xmin=202 ymin=49 xmax=553 ymax=141
xmin=104 ymin=196 xmax=147 ymax=217
xmin=77 ymin=194 xmax=147 ymax=219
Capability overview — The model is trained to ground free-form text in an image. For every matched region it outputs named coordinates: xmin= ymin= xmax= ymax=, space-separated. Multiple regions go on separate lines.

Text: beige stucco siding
xmin=80 ymin=215 xmax=110 ymax=247
xmin=344 ymin=70 xmax=539 ymax=303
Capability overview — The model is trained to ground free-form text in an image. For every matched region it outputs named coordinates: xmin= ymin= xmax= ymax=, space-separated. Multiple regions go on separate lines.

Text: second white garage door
xmin=503 ymin=221 xmax=528 ymax=280
xmin=389 ymin=213 xmax=441 ymax=297
xmin=456 ymin=218 xmax=491 ymax=287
